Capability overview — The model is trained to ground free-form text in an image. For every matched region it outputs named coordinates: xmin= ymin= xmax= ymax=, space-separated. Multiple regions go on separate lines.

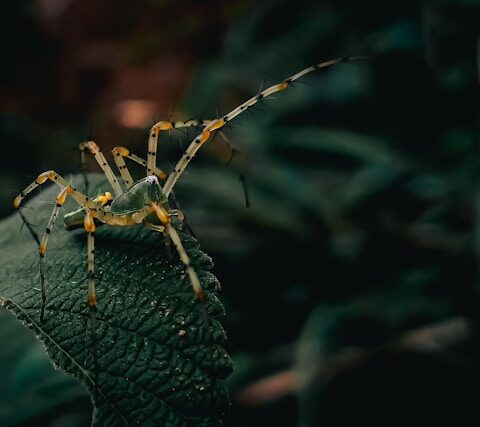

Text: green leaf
xmin=0 ymin=307 xmax=89 ymax=426
xmin=0 ymin=174 xmax=233 ymax=426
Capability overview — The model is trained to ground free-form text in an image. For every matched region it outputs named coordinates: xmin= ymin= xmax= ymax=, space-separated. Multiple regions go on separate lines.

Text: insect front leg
xmin=146 ymin=119 xmax=214 ymax=177
xmin=162 ymin=57 xmax=362 ymax=197
xmin=111 ymin=147 xmax=167 ymax=189
xmin=79 ymin=141 xmax=123 ymax=196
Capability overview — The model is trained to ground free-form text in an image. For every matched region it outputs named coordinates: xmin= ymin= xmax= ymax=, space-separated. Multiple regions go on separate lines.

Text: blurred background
xmin=1 ymin=0 xmax=480 ymax=425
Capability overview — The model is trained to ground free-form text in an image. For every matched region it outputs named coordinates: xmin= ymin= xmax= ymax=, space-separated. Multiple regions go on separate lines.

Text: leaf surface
xmin=0 ymin=174 xmax=232 ymax=426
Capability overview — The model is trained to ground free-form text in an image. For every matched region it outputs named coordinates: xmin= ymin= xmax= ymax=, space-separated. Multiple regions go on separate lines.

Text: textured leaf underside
xmin=0 ymin=174 xmax=232 ymax=426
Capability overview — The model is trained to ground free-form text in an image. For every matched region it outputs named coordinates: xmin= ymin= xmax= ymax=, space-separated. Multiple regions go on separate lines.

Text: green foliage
xmin=0 ymin=308 xmax=89 ymax=426
xmin=172 ymin=2 xmax=479 ymax=425
xmin=0 ymin=175 xmax=232 ymax=426
xmin=1 ymin=0 xmax=479 ymax=425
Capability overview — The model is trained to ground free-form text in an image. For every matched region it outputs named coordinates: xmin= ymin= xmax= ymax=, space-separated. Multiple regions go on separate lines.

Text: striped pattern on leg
xmin=162 ymin=57 xmax=361 ymax=196
xmin=112 ymin=147 xmax=166 ymax=188
xmin=84 ymin=210 xmax=97 ymax=308
xmin=146 ymin=119 xmax=214 ymax=177
xmin=84 ymin=211 xmax=100 ymax=389
xmin=13 ymin=170 xmax=100 ymax=211
xmin=36 ymin=186 xmax=74 ymax=320
xmin=150 ymin=203 xmax=204 ymax=301
xmin=111 ymin=147 xmax=135 ymax=188
xmin=166 ymin=222 xmax=204 ymax=301
xmin=79 ymin=141 xmax=123 ymax=196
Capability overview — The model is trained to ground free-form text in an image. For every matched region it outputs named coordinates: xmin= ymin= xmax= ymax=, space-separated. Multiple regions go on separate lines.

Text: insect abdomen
xmin=64 ymin=208 xmax=87 ymax=230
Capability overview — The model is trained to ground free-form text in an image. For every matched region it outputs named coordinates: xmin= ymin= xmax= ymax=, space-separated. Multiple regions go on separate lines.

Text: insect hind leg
xmin=84 ymin=209 xmax=100 ymax=393
xmin=18 ymin=186 xmax=74 ymax=321
xmin=150 ymin=204 xmax=205 ymax=301
xmin=17 ymin=209 xmax=47 ymax=321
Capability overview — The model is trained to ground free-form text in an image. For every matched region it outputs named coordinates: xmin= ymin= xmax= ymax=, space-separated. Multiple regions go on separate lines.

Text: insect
xmin=13 ymin=57 xmax=359 ymax=323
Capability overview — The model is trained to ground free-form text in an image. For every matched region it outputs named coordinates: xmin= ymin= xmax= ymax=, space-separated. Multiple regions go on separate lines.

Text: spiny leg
xmin=13 ymin=171 xmax=110 ymax=321
xmin=146 ymin=119 xmax=215 ymax=177
xmin=112 ymin=147 xmax=167 ymax=189
xmin=16 ymin=209 xmax=47 ymax=318
xmin=84 ymin=210 xmax=97 ymax=311
xmin=79 ymin=141 xmax=123 ymax=196
xmin=140 ymin=117 xmax=235 ymax=182
xmin=84 ymin=210 xmax=100 ymax=389
xmin=162 ymin=57 xmax=361 ymax=196
xmin=151 ymin=203 xmax=205 ymax=301
xmin=111 ymin=147 xmax=135 ymax=189
xmin=148 ymin=205 xmax=213 ymax=353
xmin=222 ymin=57 xmax=362 ymax=123
xmin=35 ymin=186 xmax=76 ymax=321
xmin=166 ymin=219 xmax=216 ymax=354
xmin=167 ymin=223 xmax=204 ymax=300
xmin=13 ymin=172 xmax=97 ymax=320
xmin=13 ymin=170 xmax=100 ymax=211
xmin=144 ymin=206 xmax=188 ymax=259
xmin=149 ymin=206 xmax=215 ymax=357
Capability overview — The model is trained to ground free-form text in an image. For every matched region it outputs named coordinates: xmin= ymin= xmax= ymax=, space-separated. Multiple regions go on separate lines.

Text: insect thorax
xmin=110 ymin=176 xmax=166 ymax=215
xmin=63 ymin=176 xmax=167 ymax=230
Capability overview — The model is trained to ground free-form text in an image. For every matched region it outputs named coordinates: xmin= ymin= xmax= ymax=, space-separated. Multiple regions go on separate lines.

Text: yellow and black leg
xmin=145 ymin=119 xmax=215 ymax=177
xmin=111 ymin=147 xmax=167 ymax=188
xmin=162 ymin=57 xmax=361 ymax=196
xmin=13 ymin=170 xmax=99 ymax=211
xmin=15 ymin=182 xmax=77 ymax=321
xmin=150 ymin=203 xmax=205 ymax=301
xmin=84 ymin=210 xmax=97 ymax=309
xmin=79 ymin=141 xmax=123 ymax=196
xmin=84 ymin=209 xmax=100 ymax=388
xmin=36 ymin=186 xmax=75 ymax=320
xmin=13 ymin=172 xmax=105 ymax=321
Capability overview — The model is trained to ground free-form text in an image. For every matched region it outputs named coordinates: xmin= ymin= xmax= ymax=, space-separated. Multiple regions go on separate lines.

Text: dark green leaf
xmin=0 ymin=174 xmax=232 ymax=426
xmin=0 ymin=307 xmax=89 ymax=426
